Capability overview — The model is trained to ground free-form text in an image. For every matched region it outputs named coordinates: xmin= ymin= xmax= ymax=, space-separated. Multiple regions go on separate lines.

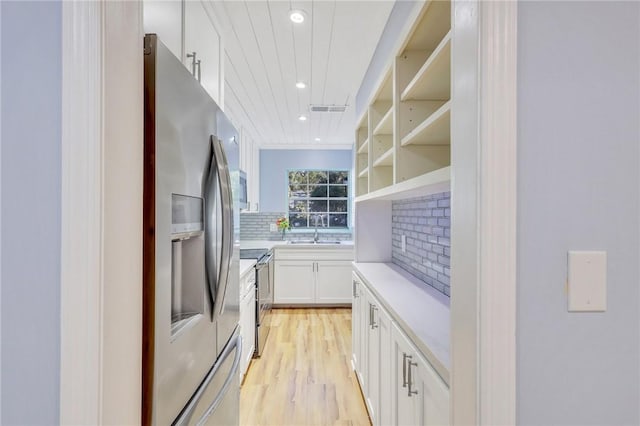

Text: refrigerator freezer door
xmin=173 ymin=329 xmax=241 ymax=426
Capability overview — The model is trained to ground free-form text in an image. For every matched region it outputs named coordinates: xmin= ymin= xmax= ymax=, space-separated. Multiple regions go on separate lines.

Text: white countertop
xmin=240 ymin=240 xmax=354 ymax=250
xmin=239 ymin=259 xmax=256 ymax=278
xmin=352 ymin=262 xmax=450 ymax=385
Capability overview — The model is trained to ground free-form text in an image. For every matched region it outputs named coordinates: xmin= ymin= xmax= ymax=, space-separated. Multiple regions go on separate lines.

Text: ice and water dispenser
xmin=170 ymin=194 xmax=206 ymax=336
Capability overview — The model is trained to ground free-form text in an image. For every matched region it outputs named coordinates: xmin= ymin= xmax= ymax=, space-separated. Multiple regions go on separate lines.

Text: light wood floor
xmin=240 ymin=308 xmax=371 ymax=426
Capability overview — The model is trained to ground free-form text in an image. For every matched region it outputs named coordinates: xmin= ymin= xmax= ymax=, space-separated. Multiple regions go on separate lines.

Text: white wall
xmin=517 ymin=2 xmax=639 ymax=424
xmin=1 ymin=1 xmax=62 ymax=423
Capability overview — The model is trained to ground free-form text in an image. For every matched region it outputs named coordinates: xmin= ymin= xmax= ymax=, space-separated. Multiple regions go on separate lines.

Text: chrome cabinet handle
xmin=369 ymin=303 xmax=373 ymax=328
xmin=402 ymin=353 xmax=409 ymax=388
xmin=187 ymin=51 xmax=197 ymax=76
xmin=407 ymin=358 xmax=418 ymax=397
xmin=371 ymin=305 xmax=378 ymax=329
xmin=352 ymin=281 xmax=357 ymax=298
xmin=196 ymin=59 xmax=201 ymax=82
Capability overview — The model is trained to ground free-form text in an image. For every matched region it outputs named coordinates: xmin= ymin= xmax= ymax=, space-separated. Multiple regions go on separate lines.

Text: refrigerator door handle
xmin=173 ymin=334 xmax=243 ymax=426
xmin=204 ymin=138 xmax=222 ymax=317
xmin=210 ymin=135 xmax=234 ymax=321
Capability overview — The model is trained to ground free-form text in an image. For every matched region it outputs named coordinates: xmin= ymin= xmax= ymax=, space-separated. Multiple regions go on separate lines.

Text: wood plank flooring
xmin=240 ymin=308 xmax=371 ymax=426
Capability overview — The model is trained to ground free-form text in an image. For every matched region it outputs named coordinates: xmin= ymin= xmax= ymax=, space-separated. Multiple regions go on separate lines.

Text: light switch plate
xmin=567 ymin=251 xmax=607 ymax=312
xmin=401 ymin=235 xmax=406 ymax=253
xmin=269 ymin=223 xmax=277 ymax=232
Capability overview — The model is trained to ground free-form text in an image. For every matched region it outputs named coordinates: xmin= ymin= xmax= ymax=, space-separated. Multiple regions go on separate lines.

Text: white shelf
xmin=355 ymin=166 xmax=450 ymax=203
xmin=357 ymin=138 xmax=369 ymax=154
xmin=401 ymin=31 xmax=451 ymax=102
xmin=373 ymin=147 xmax=393 ymax=167
xmin=358 ymin=167 xmax=369 ymax=178
xmin=373 ymin=107 xmax=393 ymax=136
xmin=401 ymin=101 xmax=450 ymax=146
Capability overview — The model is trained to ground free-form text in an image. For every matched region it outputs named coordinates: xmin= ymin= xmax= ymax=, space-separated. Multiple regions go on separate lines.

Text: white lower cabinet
xmin=352 ymin=272 xmax=449 ymax=426
xmin=239 ymin=267 xmax=256 ymax=383
xmin=274 ymin=261 xmax=315 ymax=303
xmin=274 ymin=248 xmax=354 ymax=305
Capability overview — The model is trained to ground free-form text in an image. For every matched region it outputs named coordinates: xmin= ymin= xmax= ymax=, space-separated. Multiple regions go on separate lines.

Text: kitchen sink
xmin=287 ymin=240 xmax=342 ymax=245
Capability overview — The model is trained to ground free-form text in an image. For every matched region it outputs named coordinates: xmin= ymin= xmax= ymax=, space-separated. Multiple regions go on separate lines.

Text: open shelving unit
xmin=354 ymin=0 xmax=451 ymax=203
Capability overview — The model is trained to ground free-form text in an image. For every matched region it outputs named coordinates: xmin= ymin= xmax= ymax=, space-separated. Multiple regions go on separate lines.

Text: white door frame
xmin=60 ymin=1 xmax=143 ymax=424
xmin=451 ymin=1 xmax=517 ymax=425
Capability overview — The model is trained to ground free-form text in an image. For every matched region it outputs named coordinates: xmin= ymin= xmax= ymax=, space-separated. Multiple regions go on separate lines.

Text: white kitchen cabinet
xmin=391 ymin=322 xmax=449 ymax=426
xmin=143 ymin=0 xmax=224 ymax=107
xmin=143 ymin=0 xmax=183 ymax=60
xmin=274 ymin=248 xmax=354 ymax=305
xmin=353 ymin=269 xmax=449 ymax=426
xmin=316 ymin=261 xmax=353 ymax=303
xmin=184 ymin=0 xmax=223 ymax=106
xmin=239 ymin=284 xmax=255 ymax=383
xmin=361 ymin=284 xmax=393 ymax=426
xmin=351 ymin=274 xmax=364 ymax=385
xmin=274 ymin=261 xmax=315 ymax=304
xmin=239 ymin=266 xmax=256 ymax=383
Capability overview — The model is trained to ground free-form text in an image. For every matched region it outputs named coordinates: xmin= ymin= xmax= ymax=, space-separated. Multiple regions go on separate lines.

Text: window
xmin=288 ymin=170 xmax=349 ymax=228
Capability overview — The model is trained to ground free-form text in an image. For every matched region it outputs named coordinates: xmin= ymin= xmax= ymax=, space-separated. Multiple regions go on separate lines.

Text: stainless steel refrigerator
xmin=142 ymin=34 xmax=240 ymax=426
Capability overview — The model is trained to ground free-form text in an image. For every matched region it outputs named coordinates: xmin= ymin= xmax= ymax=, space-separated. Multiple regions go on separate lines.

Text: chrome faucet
xmin=313 ymin=215 xmax=322 ymax=243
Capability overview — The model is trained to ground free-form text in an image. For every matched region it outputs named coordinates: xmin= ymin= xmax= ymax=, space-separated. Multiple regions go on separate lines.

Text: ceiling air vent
xmin=309 ymin=104 xmax=348 ymax=113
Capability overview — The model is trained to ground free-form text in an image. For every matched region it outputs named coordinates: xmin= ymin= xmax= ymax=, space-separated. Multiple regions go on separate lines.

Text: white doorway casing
xmin=451 ymin=1 xmax=517 ymax=425
xmin=60 ymin=1 xmax=143 ymax=424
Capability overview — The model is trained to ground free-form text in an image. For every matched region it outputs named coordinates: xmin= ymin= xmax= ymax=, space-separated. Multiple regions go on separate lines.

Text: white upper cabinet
xmin=184 ymin=0 xmax=223 ymax=106
xmin=143 ymin=0 xmax=224 ymax=107
xmin=143 ymin=0 xmax=183 ymax=60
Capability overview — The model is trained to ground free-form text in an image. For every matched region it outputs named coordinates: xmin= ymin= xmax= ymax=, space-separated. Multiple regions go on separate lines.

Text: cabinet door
xmin=143 ymin=0 xmax=183 ymax=60
xmin=418 ymin=353 xmax=450 ymax=425
xmin=365 ymin=289 xmax=380 ymax=425
xmin=351 ymin=276 xmax=362 ymax=374
xmin=184 ymin=0 xmax=222 ymax=105
xmin=378 ymin=303 xmax=393 ymax=426
xmin=316 ymin=261 xmax=353 ymax=303
xmin=274 ymin=261 xmax=315 ymax=303
xmin=239 ymin=287 xmax=256 ymax=382
xmin=391 ymin=323 xmax=423 ymax=426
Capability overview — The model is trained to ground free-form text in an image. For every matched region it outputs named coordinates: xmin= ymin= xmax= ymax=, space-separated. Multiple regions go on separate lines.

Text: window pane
xmin=289 ymin=213 xmax=308 ymax=228
xmin=308 ymin=171 xmax=328 ymax=184
xmin=309 ymin=185 xmax=328 ymax=198
xmin=328 ymin=214 xmax=348 ymax=228
xmin=289 ymin=184 xmax=308 ymax=198
xmin=309 ymin=199 xmax=327 ymax=213
xmin=329 ymin=171 xmax=348 ymax=184
xmin=289 ymin=199 xmax=308 ymax=213
xmin=329 ymin=185 xmax=347 ymax=198
xmin=288 ymin=171 xmax=307 ymax=185
xmin=329 ymin=200 xmax=347 ymax=212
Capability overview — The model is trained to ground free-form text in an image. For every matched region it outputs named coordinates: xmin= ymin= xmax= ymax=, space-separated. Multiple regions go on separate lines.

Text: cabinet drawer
xmin=275 ymin=247 xmax=354 ymax=261
xmin=240 ymin=267 xmax=256 ymax=296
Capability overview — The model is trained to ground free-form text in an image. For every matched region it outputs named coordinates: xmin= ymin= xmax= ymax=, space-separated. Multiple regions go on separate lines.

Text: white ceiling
xmin=209 ymin=0 xmax=394 ymax=148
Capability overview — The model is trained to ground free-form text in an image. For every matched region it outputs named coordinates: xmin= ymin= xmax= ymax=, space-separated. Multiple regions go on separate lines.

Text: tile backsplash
xmin=240 ymin=212 xmax=353 ymax=241
xmin=391 ymin=192 xmax=451 ymax=297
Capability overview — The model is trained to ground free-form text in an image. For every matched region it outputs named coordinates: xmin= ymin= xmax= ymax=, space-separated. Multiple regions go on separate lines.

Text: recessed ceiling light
xmin=289 ymin=10 xmax=305 ymax=24
xmin=295 ymin=81 xmax=306 ymax=89
xmin=298 ymin=115 xmax=307 ymax=121
xmin=314 ymin=137 xmax=321 ymax=142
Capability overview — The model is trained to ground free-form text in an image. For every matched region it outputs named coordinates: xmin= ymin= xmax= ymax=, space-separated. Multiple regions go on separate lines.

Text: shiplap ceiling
xmin=210 ymin=0 xmax=394 ymax=148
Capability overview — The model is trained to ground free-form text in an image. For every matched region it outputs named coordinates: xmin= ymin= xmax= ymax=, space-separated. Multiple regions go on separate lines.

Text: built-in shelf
xmin=401 ymin=31 xmax=451 ymax=102
xmin=373 ymin=147 xmax=393 ymax=167
xmin=357 ymin=138 xmax=369 ymax=154
xmin=401 ymin=101 xmax=450 ymax=146
xmin=358 ymin=167 xmax=369 ymax=178
xmin=373 ymin=107 xmax=393 ymax=136
xmin=355 ymin=166 xmax=450 ymax=203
